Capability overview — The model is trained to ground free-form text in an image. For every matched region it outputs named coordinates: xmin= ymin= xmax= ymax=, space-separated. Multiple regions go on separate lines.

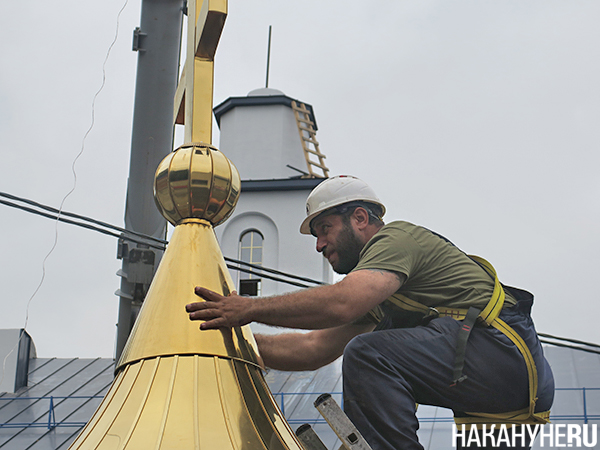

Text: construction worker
xmin=186 ymin=175 xmax=554 ymax=450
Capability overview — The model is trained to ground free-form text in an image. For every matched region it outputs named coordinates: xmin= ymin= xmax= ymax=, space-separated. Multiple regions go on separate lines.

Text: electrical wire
xmin=538 ymin=333 xmax=600 ymax=349
xmin=0 ymin=191 xmax=166 ymax=247
xmin=224 ymin=257 xmax=326 ymax=286
xmin=538 ymin=339 xmax=600 ymax=355
xmin=0 ymin=195 xmax=165 ymax=249
xmin=227 ymin=265 xmax=312 ymax=289
xmin=4 ymin=197 xmax=600 ymax=351
xmin=0 ymin=191 xmax=326 ymax=288
xmin=7 ymin=189 xmax=600 ymax=351
xmin=538 ymin=333 xmax=600 ymax=355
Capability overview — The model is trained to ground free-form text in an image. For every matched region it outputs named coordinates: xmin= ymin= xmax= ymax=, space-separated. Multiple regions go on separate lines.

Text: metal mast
xmin=115 ymin=0 xmax=185 ymax=362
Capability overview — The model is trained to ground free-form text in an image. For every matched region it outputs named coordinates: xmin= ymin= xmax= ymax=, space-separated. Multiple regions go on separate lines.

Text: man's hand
xmin=186 ymin=287 xmax=252 ymax=330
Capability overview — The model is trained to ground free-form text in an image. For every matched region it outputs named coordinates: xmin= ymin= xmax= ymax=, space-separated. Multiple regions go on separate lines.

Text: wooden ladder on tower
xmin=291 ymin=100 xmax=330 ymax=178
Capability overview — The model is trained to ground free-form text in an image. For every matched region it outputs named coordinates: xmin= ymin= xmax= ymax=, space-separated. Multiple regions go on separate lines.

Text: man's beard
xmin=332 ymin=222 xmax=364 ymax=274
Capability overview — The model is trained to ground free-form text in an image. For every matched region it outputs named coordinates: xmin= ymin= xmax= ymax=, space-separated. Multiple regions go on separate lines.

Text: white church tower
xmin=213 ymin=87 xmax=333 ymax=297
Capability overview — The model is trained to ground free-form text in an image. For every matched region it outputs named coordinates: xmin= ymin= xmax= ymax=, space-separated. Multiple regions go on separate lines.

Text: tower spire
xmin=266 ymin=25 xmax=272 ymax=88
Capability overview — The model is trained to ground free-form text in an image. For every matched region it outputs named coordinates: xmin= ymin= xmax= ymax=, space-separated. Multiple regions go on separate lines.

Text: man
xmin=186 ymin=175 xmax=554 ymax=450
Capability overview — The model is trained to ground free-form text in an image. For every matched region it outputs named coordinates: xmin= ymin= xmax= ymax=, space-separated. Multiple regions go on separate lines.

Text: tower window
xmin=238 ymin=230 xmax=263 ymax=296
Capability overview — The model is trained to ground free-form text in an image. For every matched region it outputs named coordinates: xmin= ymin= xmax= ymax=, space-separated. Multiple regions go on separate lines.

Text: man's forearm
xmin=247 ymin=285 xmax=357 ymax=330
xmin=189 ymin=269 xmax=401 ymax=331
xmin=255 ymin=332 xmax=327 ymax=371
xmin=255 ymin=323 xmax=373 ymax=371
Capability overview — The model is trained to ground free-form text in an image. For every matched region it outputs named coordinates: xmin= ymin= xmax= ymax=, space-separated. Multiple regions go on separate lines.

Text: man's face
xmin=312 ymin=213 xmax=364 ymax=274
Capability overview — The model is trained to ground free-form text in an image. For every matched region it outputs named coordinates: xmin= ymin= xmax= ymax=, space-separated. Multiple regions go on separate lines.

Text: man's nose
xmin=316 ymin=236 xmax=326 ymax=253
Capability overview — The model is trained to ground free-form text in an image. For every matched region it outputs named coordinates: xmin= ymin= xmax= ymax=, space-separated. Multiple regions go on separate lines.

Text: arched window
xmin=238 ymin=230 xmax=263 ymax=296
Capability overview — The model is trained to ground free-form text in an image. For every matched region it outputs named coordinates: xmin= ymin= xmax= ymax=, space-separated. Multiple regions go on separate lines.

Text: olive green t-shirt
xmin=352 ymin=221 xmax=515 ymax=320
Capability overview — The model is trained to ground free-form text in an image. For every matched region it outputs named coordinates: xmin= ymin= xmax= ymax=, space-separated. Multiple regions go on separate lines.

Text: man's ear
xmin=352 ymin=207 xmax=370 ymax=230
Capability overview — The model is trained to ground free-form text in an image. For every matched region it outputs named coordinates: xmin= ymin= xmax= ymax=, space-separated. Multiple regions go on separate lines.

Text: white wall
xmin=218 ymin=104 xmax=308 ymax=180
xmin=215 ymin=189 xmax=332 ymax=297
xmin=215 ymin=88 xmax=332 ymax=303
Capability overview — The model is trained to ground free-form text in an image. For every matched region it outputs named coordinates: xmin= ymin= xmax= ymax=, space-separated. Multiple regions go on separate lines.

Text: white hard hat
xmin=300 ymin=175 xmax=385 ymax=234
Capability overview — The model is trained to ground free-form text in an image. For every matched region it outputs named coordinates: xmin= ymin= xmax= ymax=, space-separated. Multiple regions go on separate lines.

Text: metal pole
xmin=47 ymin=396 xmax=55 ymax=430
xmin=583 ymin=387 xmax=588 ymax=424
xmin=115 ymin=0 xmax=185 ymax=363
xmin=265 ymin=25 xmax=272 ymax=88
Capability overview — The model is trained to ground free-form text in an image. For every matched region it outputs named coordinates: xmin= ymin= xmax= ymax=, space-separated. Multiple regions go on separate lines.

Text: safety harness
xmin=384 ymin=255 xmax=550 ymax=426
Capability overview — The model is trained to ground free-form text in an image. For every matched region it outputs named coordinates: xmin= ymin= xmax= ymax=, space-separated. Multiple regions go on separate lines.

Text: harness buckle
xmin=421 ymin=307 xmax=440 ymax=325
xmin=426 ymin=307 xmax=439 ymax=319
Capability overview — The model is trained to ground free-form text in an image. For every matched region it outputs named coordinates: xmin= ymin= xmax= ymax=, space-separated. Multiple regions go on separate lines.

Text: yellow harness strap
xmin=387 ymin=255 xmax=550 ymax=426
xmin=387 ymin=255 xmax=505 ymax=324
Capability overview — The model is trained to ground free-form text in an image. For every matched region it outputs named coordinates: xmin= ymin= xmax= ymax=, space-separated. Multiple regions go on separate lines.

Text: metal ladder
xmin=296 ymin=394 xmax=373 ymax=450
xmin=291 ymin=100 xmax=330 ymax=178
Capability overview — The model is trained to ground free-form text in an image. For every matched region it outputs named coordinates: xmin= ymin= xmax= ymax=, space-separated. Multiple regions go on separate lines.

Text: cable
xmin=0 ymin=198 xmax=165 ymax=250
xmin=9 ymin=190 xmax=600 ymax=356
xmin=0 ymin=191 xmax=327 ymax=287
xmin=6 ymin=196 xmax=600 ymax=358
xmin=1 ymin=192 xmax=326 ymax=286
xmin=538 ymin=333 xmax=600 ymax=350
xmin=224 ymin=257 xmax=326 ymax=286
xmin=539 ymin=339 xmax=600 ymax=355
xmin=7 ymin=190 xmax=600 ymax=351
xmin=0 ymin=192 xmax=326 ymax=288
xmin=0 ymin=191 xmax=167 ymax=247
xmin=227 ymin=265 xmax=312 ymax=289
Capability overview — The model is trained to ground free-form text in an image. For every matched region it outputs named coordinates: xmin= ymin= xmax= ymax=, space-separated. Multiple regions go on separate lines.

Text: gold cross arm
xmin=174 ymin=0 xmax=227 ymax=144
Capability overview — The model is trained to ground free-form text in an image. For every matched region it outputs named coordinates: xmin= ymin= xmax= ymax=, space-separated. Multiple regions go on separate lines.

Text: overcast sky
xmin=0 ymin=0 xmax=598 ymax=358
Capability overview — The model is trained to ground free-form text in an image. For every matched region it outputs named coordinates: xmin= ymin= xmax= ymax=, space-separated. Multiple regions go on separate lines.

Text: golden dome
xmin=154 ymin=142 xmax=240 ymax=226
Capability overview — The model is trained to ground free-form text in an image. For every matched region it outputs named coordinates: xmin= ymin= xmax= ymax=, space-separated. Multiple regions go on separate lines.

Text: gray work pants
xmin=342 ymin=308 xmax=554 ymax=450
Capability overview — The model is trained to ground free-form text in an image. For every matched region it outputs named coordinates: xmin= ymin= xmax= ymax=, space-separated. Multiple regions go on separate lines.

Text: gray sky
xmin=0 ymin=0 xmax=598 ymax=358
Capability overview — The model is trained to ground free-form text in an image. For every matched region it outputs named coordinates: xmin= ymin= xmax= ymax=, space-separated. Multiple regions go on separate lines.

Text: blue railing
xmin=1 ymin=388 xmax=598 ymax=430
xmin=546 ymin=387 xmax=600 ymax=424
xmin=273 ymin=388 xmax=600 ymax=425
xmin=0 ymin=395 xmax=103 ymax=430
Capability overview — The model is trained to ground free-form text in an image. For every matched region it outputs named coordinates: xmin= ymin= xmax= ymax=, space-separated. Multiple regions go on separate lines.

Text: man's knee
xmin=342 ymin=333 xmax=380 ymax=374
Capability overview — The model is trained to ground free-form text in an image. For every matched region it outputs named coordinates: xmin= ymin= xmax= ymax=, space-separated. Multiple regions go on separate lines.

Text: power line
xmin=8 ymin=191 xmax=600 ymax=350
xmin=0 ymin=191 xmax=326 ymax=288
xmin=0 ymin=191 xmax=167 ymax=247
xmin=0 ymin=197 xmax=165 ymax=250
xmin=538 ymin=333 xmax=600 ymax=355
xmin=227 ymin=265 xmax=313 ymax=289
xmin=538 ymin=333 xmax=600 ymax=349
xmin=224 ymin=257 xmax=325 ymax=286
xmin=539 ymin=339 xmax=600 ymax=355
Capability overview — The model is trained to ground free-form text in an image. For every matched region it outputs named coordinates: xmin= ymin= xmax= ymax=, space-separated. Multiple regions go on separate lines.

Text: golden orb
xmin=154 ymin=142 xmax=241 ymax=226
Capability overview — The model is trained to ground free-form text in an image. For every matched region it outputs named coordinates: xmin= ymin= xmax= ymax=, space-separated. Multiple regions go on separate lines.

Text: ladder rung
xmin=292 ymin=100 xmax=328 ymax=177
xmin=299 ymin=125 xmax=316 ymax=133
xmin=295 ymin=115 xmax=314 ymax=124
xmin=308 ymin=161 xmax=329 ymax=171
xmin=292 ymin=103 xmax=311 ymax=113
xmin=302 ymin=138 xmax=320 ymax=146
xmin=292 ymin=107 xmax=315 ymax=123
xmin=304 ymin=148 xmax=325 ymax=157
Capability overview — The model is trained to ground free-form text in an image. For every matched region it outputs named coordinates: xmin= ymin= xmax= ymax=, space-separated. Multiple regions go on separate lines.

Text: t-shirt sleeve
xmin=351 ymin=226 xmax=423 ymax=280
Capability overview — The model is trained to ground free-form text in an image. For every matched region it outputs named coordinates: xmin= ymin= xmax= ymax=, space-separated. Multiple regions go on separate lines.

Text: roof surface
xmin=0 ymin=345 xmax=598 ymax=449
xmin=0 ymin=358 xmax=114 ymax=450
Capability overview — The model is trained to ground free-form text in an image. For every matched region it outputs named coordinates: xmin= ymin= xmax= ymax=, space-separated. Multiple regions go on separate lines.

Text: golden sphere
xmin=154 ymin=143 xmax=241 ymax=226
